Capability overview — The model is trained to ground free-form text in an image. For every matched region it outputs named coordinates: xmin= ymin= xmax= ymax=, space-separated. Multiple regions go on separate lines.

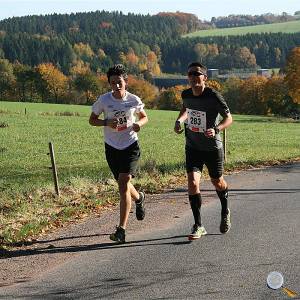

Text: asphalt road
xmin=0 ymin=163 xmax=299 ymax=299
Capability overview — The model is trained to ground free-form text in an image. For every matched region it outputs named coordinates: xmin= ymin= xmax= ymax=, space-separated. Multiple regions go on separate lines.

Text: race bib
xmin=111 ymin=110 xmax=131 ymax=131
xmin=186 ymin=108 xmax=206 ymax=132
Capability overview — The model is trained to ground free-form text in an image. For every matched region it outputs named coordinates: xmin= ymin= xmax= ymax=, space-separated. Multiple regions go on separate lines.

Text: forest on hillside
xmin=0 ymin=10 xmax=299 ymax=116
xmin=0 ymin=10 xmax=300 ymax=75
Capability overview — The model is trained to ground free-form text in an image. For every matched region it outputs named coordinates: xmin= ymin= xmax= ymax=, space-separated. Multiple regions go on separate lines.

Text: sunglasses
xmin=188 ymin=71 xmax=205 ymax=77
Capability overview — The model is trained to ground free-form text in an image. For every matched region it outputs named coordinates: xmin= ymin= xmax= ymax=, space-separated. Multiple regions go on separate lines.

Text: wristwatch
xmin=214 ymin=126 xmax=220 ymax=134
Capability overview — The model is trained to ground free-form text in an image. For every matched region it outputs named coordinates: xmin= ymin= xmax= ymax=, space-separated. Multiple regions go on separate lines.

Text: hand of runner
xmin=107 ymin=118 xmax=118 ymax=129
xmin=204 ymin=128 xmax=215 ymax=138
xmin=174 ymin=121 xmax=184 ymax=134
xmin=132 ymin=122 xmax=141 ymax=132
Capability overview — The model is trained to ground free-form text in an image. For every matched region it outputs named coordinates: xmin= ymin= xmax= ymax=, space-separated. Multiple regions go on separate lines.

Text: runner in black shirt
xmin=174 ymin=62 xmax=233 ymax=240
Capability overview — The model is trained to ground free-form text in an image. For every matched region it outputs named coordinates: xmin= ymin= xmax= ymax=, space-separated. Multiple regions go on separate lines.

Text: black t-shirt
xmin=182 ymin=87 xmax=230 ymax=151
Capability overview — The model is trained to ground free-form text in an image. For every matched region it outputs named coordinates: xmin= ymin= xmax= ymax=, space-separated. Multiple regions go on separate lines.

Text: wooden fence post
xmin=223 ymin=128 xmax=227 ymax=162
xmin=48 ymin=142 xmax=60 ymax=196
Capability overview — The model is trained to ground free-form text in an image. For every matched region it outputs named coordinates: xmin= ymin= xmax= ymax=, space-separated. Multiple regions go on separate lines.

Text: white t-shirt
xmin=92 ymin=91 xmax=145 ymax=150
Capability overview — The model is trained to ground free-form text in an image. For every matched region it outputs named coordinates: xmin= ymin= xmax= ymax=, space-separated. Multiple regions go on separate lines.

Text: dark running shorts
xmin=185 ymin=146 xmax=224 ymax=179
xmin=105 ymin=141 xmax=140 ymax=180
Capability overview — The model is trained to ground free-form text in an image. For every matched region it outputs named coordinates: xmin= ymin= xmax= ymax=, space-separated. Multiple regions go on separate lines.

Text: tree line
xmin=0 ymin=47 xmax=299 ymax=116
xmin=210 ymin=12 xmax=298 ymax=28
xmin=162 ymin=32 xmax=300 ymax=73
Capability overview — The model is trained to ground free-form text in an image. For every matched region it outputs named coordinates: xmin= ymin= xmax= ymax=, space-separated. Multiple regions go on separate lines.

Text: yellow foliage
xmin=264 ymin=75 xmax=286 ymax=103
xmin=146 ymin=51 xmax=161 ymax=75
xmin=70 ymin=60 xmax=91 ymax=75
xmin=97 ymin=74 xmax=110 ymax=92
xmin=138 ymin=62 xmax=148 ymax=72
xmin=74 ymin=43 xmax=94 ymax=58
xmin=239 ymin=75 xmax=268 ymax=114
xmin=285 ymin=47 xmax=300 ymax=104
xmin=97 ymin=48 xmax=106 ymax=59
xmin=156 ymin=85 xmax=186 ymax=110
xmin=37 ymin=63 xmax=68 ymax=99
xmin=119 ymin=52 xmax=126 ymax=64
xmin=206 ymin=80 xmax=222 ymax=92
xmin=127 ymin=75 xmax=158 ymax=108
xmin=126 ymin=49 xmax=139 ymax=66
xmin=152 ymin=64 xmax=161 ymax=76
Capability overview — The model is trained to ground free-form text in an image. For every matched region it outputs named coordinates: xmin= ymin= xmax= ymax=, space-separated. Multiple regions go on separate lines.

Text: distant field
xmin=1 ymin=101 xmax=299 ymax=193
xmin=184 ymin=20 xmax=300 ymax=38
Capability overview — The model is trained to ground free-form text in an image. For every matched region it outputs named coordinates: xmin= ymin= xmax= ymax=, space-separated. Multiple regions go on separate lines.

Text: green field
xmin=184 ymin=20 xmax=300 ymax=38
xmin=1 ymin=100 xmax=299 ymax=191
xmin=0 ymin=102 xmax=185 ymax=192
xmin=1 ymin=101 xmax=299 ymax=244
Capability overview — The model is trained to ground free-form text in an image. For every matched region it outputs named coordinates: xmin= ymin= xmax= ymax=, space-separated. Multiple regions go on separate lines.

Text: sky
xmin=0 ymin=0 xmax=299 ymax=21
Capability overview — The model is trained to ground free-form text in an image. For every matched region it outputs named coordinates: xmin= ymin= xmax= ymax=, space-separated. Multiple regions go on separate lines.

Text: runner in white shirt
xmin=89 ymin=64 xmax=148 ymax=243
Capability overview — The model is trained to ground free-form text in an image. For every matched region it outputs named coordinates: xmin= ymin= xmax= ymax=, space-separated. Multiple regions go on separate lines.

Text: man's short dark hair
xmin=187 ymin=62 xmax=207 ymax=75
xmin=107 ymin=64 xmax=128 ymax=82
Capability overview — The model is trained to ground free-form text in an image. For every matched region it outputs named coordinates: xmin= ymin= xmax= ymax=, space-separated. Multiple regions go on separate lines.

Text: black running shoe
xmin=135 ymin=191 xmax=145 ymax=221
xmin=109 ymin=226 xmax=125 ymax=243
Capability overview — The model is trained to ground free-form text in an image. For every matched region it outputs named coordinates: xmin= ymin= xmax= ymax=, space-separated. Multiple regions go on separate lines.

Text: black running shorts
xmin=185 ymin=146 xmax=224 ymax=179
xmin=105 ymin=141 xmax=140 ymax=180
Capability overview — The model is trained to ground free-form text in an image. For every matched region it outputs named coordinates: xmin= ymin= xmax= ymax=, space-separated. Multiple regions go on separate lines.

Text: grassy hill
xmin=184 ymin=20 xmax=300 ymax=38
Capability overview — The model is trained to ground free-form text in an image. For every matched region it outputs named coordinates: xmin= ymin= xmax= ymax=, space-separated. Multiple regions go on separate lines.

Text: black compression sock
xmin=216 ymin=188 xmax=229 ymax=216
xmin=189 ymin=194 xmax=202 ymax=226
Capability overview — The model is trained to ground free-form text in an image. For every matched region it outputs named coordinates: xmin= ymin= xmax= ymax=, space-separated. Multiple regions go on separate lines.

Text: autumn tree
xmin=146 ymin=51 xmax=161 ymax=75
xmin=37 ymin=63 xmax=68 ymax=103
xmin=74 ymin=43 xmax=95 ymax=60
xmin=206 ymin=80 xmax=222 ymax=92
xmin=126 ymin=48 xmax=139 ymax=67
xmin=156 ymin=85 xmax=185 ymax=110
xmin=97 ymin=74 xmax=110 ymax=93
xmin=127 ymin=75 xmax=158 ymax=108
xmin=194 ymin=43 xmax=219 ymax=64
xmin=69 ymin=59 xmax=91 ymax=76
xmin=223 ymin=77 xmax=244 ymax=113
xmin=284 ymin=47 xmax=300 ymax=104
xmin=263 ymin=75 xmax=290 ymax=115
xmin=239 ymin=75 xmax=268 ymax=114
xmin=97 ymin=48 xmax=106 ymax=59
xmin=233 ymin=47 xmax=257 ymax=69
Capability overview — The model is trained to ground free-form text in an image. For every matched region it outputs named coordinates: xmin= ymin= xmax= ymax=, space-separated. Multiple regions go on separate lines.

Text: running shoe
xmin=220 ymin=208 xmax=231 ymax=234
xmin=136 ymin=191 xmax=145 ymax=221
xmin=188 ymin=224 xmax=207 ymax=240
xmin=109 ymin=226 xmax=125 ymax=243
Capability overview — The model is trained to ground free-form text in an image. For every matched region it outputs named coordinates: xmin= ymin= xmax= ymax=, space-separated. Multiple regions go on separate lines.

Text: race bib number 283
xmin=187 ymin=109 xmax=206 ymax=132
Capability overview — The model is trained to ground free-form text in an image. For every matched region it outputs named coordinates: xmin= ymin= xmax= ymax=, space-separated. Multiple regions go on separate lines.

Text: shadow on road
xmin=1 ymin=234 xmax=223 ymax=259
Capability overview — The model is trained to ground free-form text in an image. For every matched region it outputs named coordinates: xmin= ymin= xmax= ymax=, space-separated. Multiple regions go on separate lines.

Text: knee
xmin=188 ymin=180 xmax=198 ymax=194
xmin=211 ymin=177 xmax=226 ymax=190
xmin=118 ymin=174 xmax=131 ymax=193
